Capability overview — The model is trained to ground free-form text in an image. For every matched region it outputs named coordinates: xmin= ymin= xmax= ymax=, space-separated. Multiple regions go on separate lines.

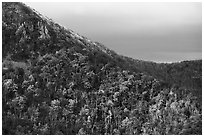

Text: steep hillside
xmin=2 ymin=2 xmax=202 ymax=135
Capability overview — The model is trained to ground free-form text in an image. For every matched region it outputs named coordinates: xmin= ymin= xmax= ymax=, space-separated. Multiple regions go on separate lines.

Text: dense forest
xmin=2 ymin=2 xmax=202 ymax=135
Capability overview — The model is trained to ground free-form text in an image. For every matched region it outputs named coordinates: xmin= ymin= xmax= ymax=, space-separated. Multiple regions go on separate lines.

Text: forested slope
xmin=121 ymin=57 xmax=202 ymax=102
xmin=2 ymin=2 xmax=202 ymax=135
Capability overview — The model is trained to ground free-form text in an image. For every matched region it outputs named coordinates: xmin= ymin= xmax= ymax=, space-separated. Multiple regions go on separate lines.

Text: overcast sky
xmin=25 ymin=2 xmax=202 ymax=63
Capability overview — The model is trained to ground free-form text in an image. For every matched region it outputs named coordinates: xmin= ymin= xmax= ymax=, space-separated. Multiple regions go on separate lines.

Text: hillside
xmin=121 ymin=57 xmax=202 ymax=101
xmin=2 ymin=2 xmax=202 ymax=135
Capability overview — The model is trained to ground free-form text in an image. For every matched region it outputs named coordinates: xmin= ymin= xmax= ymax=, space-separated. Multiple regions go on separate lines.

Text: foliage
xmin=2 ymin=2 xmax=202 ymax=135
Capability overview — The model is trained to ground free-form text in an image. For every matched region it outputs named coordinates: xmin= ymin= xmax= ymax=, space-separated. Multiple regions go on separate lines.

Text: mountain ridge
xmin=2 ymin=2 xmax=202 ymax=135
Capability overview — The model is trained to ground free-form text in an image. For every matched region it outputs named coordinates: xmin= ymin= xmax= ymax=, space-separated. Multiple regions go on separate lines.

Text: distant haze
xmin=25 ymin=2 xmax=202 ymax=63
